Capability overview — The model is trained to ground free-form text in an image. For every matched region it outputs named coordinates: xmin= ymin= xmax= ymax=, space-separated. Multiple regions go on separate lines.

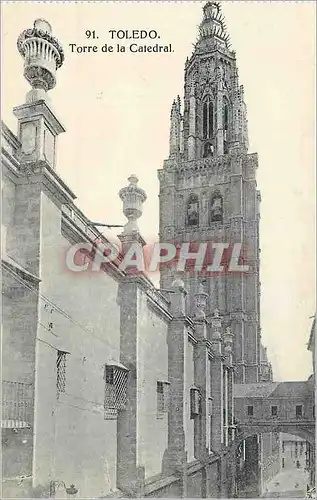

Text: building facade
xmin=1 ymin=9 xmax=238 ymax=499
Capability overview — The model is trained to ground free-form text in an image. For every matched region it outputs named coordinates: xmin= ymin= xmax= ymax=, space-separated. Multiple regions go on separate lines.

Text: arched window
xmin=203 ymin=96 xmax=214 ymax=140
xmin=186 ymin=194 xmax=199 ymax=227
xmin=223 ymin=98 xmax=229 ymax=154
xmin=210 ymin=192 xmax=223 ymax=224
xmin=223 ymin=100 xmax=229 ymax=132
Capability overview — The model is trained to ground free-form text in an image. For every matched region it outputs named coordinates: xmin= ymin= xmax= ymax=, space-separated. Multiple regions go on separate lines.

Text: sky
xmin=1 ymin=1 xmax=316 ymax=381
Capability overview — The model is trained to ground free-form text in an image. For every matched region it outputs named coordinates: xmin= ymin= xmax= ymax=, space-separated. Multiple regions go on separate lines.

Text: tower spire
xmin=198 ymin=2 xmax=231 ymax=50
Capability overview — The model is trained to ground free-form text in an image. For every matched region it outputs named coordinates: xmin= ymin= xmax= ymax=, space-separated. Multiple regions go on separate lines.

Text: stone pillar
xmin=116 ymin=176 xmax=147 ymax=495
xmin=162 ymin=276 xmax=188 ymax=497
xmin=193 ymin=284 xmax=209 ymax=462
xmin=117 ymin=278 xmax=142 ymax=493
xmin=210 ymin=309 xmax=223 ymax=453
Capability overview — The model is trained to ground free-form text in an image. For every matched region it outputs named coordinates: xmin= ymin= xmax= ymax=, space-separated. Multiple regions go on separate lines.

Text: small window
xmin=157 ymin=381 xmax=170 ymax=416
xmin=247 ymin=405 xmax=254 ymax=417
xmin=208 ymin=397 xmax=213 ymax=416
xmin=105 ymin=366 xmax=114 ymax=385
xmin=190 ymin=387 xmax=201 ymax=419
xmin=104 ymin=363 xmax=128 ymax=419
xmin=313 ymin=405 xmax=315 ymax=419
xmin=56 ymin=350 xmax=68 ymax=398
xmin=271 ymin=405 xmax=278 ymax=417
xmin=282 ymin=441 xmax=285 ymax=453
xmin=203 ymin=142 xmax=214 ymax=158
xmin=296 ymin=405 xmax=303 ymax=418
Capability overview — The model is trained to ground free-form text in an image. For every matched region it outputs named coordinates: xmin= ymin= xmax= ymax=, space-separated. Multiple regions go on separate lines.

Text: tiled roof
xmin=270 ymin=381 xmax=312 ymax=398
xmin=234 ymin=383 xmax=278 ymax=398
xmin=234 ymin=381 xmax=313 ymax=399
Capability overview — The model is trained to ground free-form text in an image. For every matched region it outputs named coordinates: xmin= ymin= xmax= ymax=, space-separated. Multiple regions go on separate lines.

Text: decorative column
xmin=210 ymin=309 xmax=223 ymax=453
xmin=118 ymin=175 xmax=147 ymax=267
xmin=224 ymin=327 xmax=235 ymax=442
xmin=163 ymin=276 xmax=188 ymax=498
xmin=210 ymin=309 xmax=226 ymax=498
xmin=14 ymin=19 xmax=65 ymax=170
xmin=194 ymin=284 xmax=215 ymax=498
xmin=224 ymin=327 xmax=236 ymax=497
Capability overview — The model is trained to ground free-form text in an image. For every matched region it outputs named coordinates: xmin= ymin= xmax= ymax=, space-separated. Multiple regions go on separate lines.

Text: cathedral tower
xmin=158 ymin=2 xmax=264 ymax=384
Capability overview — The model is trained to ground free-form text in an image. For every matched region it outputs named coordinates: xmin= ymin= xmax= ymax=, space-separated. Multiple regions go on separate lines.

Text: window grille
xmin=104 ymin=363 xmax=128 ymax=419
xmin=56 ymin=351 xmax=68 ymax=398
xmin=190 ymin=386 xmax=201 ymax=419
xmin=157 ymin=381 xmax=170 ymax=416
xmin=2 ymin=381 xmax=33 ymax=428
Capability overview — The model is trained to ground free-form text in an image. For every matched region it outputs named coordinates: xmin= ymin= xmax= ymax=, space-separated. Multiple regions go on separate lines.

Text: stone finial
xmin=194 ymin=282 xmax=209 ymax=320
xmin=119 ymin=175 xmax=147 ymax=235
xmin=211 ymin=309 xmax=222 ymax=342
xmin=224 ymin=326 xmax=234 ymax=365
xmin=17 ymin=19 xmax=64 ymax=103
xmin=170 ymin=273 xmax=187 ymax=317
xmin=171 ymin=273 xmax=186 ymax=293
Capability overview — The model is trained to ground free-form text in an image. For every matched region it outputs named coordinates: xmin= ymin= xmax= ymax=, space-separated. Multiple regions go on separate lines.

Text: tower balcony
xmin=1 ymin=381 xmax=33 ymax=429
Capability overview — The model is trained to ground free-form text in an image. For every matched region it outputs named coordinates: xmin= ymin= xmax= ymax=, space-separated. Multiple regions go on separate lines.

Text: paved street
xmin=262 ymin=467 xmax=309 ymax=498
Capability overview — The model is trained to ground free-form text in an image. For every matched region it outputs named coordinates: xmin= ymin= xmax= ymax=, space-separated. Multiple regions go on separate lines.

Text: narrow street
xmin=262 ymin=467 xmax=309 ymax=498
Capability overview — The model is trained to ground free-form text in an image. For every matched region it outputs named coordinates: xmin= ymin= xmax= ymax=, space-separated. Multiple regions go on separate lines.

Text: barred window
xmin=157 ymin=381 xmax=170 ymax=417
xmin=56 ymin=350 xmax=68 ymax=398
xmin=104 ymin=363 xmax=128 ymax=420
